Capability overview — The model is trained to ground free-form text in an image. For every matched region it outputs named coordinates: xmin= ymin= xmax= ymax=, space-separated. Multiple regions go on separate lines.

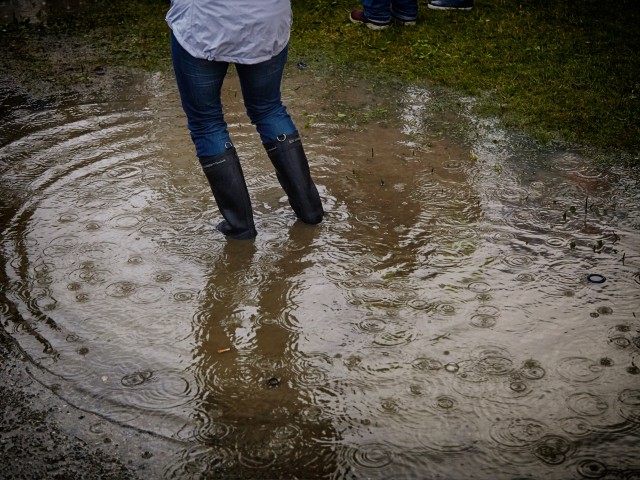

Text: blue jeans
xmin=362 ymin=0 xmax=418 ymax=22
xmin=170 ymin=33 xmax=297 ymax=158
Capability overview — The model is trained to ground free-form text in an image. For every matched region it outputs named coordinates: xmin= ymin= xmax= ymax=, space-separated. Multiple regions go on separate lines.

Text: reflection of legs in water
xmin=190 ymin=226 xmax=338 ymax=476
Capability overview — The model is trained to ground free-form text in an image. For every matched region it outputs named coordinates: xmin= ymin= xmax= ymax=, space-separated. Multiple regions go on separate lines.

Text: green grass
xmin=1 ymin=0 xmax=638 ymax=164
xmin=291 ymin=0 xmax=640 ymax=162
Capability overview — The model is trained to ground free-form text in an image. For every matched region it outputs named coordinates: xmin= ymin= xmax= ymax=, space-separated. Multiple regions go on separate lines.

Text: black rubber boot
xmin=199 ymin=147 xmax=257 ymax=240
xmin=264 ymin=132 xmax=324 ymax=225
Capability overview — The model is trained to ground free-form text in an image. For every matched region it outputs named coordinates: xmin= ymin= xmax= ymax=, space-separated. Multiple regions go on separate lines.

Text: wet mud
xmin=2 ymin=22 xmax=640 ymax=480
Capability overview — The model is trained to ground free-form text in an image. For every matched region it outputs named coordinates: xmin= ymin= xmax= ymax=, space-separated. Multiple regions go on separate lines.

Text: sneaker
xmin=349 ymin=9 xmax=390 ymax=30
xmin=391 ymin=11 xmax=417 ymax=26
xmin=428 ymin=0 xmax=474 ymax=10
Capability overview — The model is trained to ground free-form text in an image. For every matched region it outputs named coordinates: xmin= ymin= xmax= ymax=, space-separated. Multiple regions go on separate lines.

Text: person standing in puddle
xmin=166 ymin=0 xmax=324 ymax=240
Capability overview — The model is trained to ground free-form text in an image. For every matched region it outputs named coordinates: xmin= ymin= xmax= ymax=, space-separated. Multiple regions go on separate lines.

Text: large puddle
xmin=1 ymin=66 xmax=639 ymax=478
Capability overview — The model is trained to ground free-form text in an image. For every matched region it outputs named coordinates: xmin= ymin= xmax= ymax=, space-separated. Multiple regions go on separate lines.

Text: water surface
xmin=1 ymin=67 xmax=639 ymax=479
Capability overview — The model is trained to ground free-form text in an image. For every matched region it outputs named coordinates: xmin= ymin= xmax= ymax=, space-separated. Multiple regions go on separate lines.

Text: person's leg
xmin=170 ymin=32 xmax=232 ymax=158
xmin=171 ymin=33 xmax=256 ymax=239
xmin=391 ymin=0 xmax=418 ymax=22
xmin=428 ymin=0 xmax=473 ymax=10
xmin=234 ymin=45 xmax=296 ymax=144
xmin=199 ymin=146 xmax=257 ymax=239
xmin=263 ymin=132 xmax=324 ymax=225
xmin=361 ymin=0 xmax=392 ymax=23
xmin=235 ymin=47 xmax=323 ymax=225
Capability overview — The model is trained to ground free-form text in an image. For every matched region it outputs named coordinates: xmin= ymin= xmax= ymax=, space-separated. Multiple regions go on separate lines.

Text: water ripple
xmin=557 ymin=357 xmax=604 ymax=383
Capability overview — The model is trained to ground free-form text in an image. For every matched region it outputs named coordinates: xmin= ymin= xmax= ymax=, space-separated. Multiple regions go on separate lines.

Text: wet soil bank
xmin=0 ymin=329 xmax=140 ymax=478
xmin=0 ymin=13 xmax=175 ymax=478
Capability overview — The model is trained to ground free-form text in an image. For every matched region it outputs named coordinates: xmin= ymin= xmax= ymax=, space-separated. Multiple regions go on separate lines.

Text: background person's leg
xmin=361 ymin=0 xmax=392 ymax=23
xmin=391 ymin=0 xmax=418 ymax=23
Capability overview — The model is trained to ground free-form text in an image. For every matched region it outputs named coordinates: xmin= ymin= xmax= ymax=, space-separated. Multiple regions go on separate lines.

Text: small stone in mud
xmin=296 ymin=61 xmax=307 ymax=70
xmin=266 ymin=377 xmax=280 ymax=388
xmin=141 ymin=451 xmax=153 ymax=459
xmin=94 ymin=66 xmax=106 ymax=75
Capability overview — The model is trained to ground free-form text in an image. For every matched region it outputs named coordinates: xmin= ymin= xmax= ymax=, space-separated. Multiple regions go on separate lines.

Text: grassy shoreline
xmin=291 ymin=0 xmax=639 ymax=162
xmin=2 ymin=0 xmax=638 ymax=166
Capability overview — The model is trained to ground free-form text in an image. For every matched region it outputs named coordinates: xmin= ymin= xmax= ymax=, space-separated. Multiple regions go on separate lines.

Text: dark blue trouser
xmin=362 ymin=0 xmax=419 ymax=22
xmin=171 ymin=32 xmax=297 ymax=158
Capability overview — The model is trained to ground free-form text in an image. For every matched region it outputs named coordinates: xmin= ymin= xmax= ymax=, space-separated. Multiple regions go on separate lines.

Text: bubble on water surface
xmin=472 ymin=346 xmax=515 ymax=376
xmin=617 ymin=389 xmax=640 ymax=423
xmin=153 ymin=271 xmax=174 ymax=283
xmin=106 ymin=164 xmax=142 ymax=179
xmin=356 ymin=317 xmax=386 ymax=334
xmin=468 ymin=281 xmax=491 ymax=293
xmin=509 ymin=380 xmax=528 ymax=393
xmin=545 ymin=237 xmax=566 ymax=248
xmin=407 ymin=298 xmax=430 ymax=310
xmin=68 ymin=266 xmax=110 ymax=285
xmin=110 ymin=213 xmax=143 ymax=229
xmin=502 ymin=252 xmax=535 ymax=270
xmin=379 ymin=398 xmax=401 ymax=415
xmin=105 ymin=280 xmax=137 ymax=298
xmin=58 ymin=212 xmax=78 ymax=222
xmin=519 ymin=359 xmax=546 ymax=380
xmin=608 ymin=335 xmax=631 ymax=349
xmin=77 ymin=241 xmax=118 ymax=260
xmin=566 ymin=392 xmax=609 ymax=416
xmin=373 ymin=327 xmax=416 ymax=347
xmin=430 ymin=301 xmax=457 ymax=319
xmin=237 ymin=443 xmax=277 ymax=469
xmin=172 ymin=290 xmax=196 ymax=302
xmin=490 ymin=418 xmax=547 ymax=447
xmin=444 ymin=363 xmax=460 ymax=373
xmin=446 ymin=225 xmax=478 ymax=240
xmin=121 ymin=369 xmax=153 ymax=387
xmin=576 ymin=459 xmax=607 ymax=478
xmin=557 ymin=357 xmax=604 ymax=383
xmin=558 ymin=416 xmax=593 ymax=437
xmin=344 ymin=443 xmax=394 ymax=470
xmin=414 ymin=416 xmax=479 ymax=453
xmin=516 ymin=272 xmax=536 ymax=282
xmin=532 ymin=434 xmax=572 ymax=465
xmin=470 ymin=314 xmax=497 ymax=328
xmin=435 ymin=395 xmax=457 ymax=410
xmin=412 ymin=357 xmax=443 ymax=371
xmin=130 ymin=285 xmax=165 ymax=304
xmin=165 ymin=444 xmax=234 ymax=477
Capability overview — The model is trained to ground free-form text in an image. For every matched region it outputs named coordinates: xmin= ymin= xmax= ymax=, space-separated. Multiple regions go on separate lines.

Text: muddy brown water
xmin=1 ymin=67 xmax=639 ymax=479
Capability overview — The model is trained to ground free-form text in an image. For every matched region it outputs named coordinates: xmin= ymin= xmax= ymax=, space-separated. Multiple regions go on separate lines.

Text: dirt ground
xmin=0 ymin=7 xmax=178 ymax=476
xmin=0 ymin=331 xmax=142 ymax=479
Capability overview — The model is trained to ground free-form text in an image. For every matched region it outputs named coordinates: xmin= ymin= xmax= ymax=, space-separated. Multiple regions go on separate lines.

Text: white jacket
xmin=166 ymin=0 xmax=292 ymax=64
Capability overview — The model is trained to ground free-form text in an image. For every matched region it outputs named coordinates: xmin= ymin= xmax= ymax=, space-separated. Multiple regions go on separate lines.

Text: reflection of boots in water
xmin=264 ymin=132 xmax=324 ymax=225
xmin=200 ymin=146 xmax=257 ymax=240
